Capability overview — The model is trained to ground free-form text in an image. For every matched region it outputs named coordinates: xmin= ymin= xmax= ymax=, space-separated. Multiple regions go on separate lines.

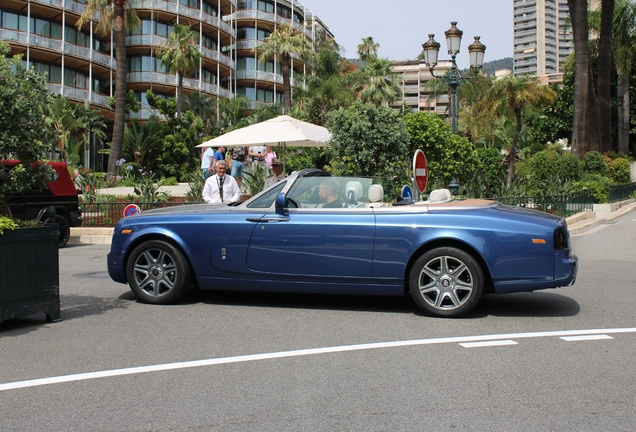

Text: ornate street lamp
xmin=422 ymin=22 xmax=486 ymax=134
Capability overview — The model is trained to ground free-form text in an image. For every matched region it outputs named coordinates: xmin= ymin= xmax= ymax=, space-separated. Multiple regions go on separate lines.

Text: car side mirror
xmin=275 ymin=193 xmax=286 ymax=214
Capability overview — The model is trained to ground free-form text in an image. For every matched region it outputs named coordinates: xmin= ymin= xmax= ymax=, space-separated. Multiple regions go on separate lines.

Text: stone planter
xmin=0 ymin=225 xmax=61 ymax=324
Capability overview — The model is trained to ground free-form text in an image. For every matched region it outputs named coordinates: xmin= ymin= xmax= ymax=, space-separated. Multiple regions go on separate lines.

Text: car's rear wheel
xmin=409 ymin=247 xmax=484 ymax=318
xmin=126 ymin=240 xmax=193 ymax=304
xmin=54 ymin=215 xmax=70 ymax=248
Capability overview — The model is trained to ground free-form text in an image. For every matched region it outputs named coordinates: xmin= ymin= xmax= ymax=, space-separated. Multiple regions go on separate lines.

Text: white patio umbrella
xmin=196 ymin=115 xmax=331 ymax=149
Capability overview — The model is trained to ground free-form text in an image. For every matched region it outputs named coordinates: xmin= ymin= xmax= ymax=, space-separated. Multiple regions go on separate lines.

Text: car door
xmin=246 ymin=207 xmax=375 ymax=278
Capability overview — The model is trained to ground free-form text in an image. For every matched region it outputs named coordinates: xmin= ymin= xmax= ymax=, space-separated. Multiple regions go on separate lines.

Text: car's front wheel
xmin=126 ymin=240 xmax=193 ymax=304
xmin=54 ymin=215 xmax=70 ymax=248
xmin=409 ymin=247 xmax=484 ymax=318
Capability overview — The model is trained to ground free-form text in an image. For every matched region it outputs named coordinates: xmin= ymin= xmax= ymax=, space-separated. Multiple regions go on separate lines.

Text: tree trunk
xmin=282 ymin=54 xmax=292 ymax=114
xmin=176 ymin=74 xmax=182 ymax=116
xmin=567 ymin=0 xmax=601 ymax=159
xmin=597 ymin=0 xmax=615 ymax=154
xmin=108 ymin=2 xmax=127 ymax=185
xmin=617 ymin=74 xmax=630 ymax=154
xmin=507 ymin=108 xmax=523 ymax=187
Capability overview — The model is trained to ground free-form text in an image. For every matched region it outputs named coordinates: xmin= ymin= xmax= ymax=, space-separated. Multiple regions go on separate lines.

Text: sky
xmin=306 ymin=0 xmax=514 ymax=69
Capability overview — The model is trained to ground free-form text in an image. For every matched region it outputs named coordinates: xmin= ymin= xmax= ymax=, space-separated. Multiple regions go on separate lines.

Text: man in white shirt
xmin=203 ymin=160 xmax=242 ymax=203
xmin=201 ymin=147 xmax=215 ymax=179
xmin=264 ymin=158 xmax=285 ymax=189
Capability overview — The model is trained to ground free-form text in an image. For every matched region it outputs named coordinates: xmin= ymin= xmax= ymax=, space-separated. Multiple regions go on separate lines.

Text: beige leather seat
xmin=428 ymin=188 xmax=452 ymax=203
xmin=368 ymin=184 xmax=385 ymax=207
xmin=345 ymin=181 xmax=363 ymax=207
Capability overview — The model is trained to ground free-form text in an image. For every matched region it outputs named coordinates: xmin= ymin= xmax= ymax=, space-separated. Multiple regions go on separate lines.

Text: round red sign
xmin=413 ymin=150 xmax=428 ymax=193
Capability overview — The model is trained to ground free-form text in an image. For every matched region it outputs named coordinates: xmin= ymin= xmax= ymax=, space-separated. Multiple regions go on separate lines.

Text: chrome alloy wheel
xmin=417 ymin=255 xmax=474 ymax=311
xmin=132 ymin=248 xmax=179 ymax=298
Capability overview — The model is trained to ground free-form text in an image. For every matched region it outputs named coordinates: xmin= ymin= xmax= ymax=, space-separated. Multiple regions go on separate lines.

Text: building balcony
xmin=2 ymin=29 xmax=114 ymax=69
xmin=236 ymin=69 xmax=297 ymax=86
xmin=230 ymin=9 xmax=312 ymax=39
xmin=48 ymin=83 xmax=110 ymax=108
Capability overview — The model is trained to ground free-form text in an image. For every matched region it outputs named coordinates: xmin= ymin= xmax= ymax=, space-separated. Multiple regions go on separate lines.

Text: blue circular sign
xmin=401 ymin=185 xmax=413 ymax=202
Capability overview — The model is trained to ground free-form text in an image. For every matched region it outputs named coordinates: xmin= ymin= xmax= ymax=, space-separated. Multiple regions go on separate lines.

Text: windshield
xmin=287 ymin=177 xmax=377 ymax=208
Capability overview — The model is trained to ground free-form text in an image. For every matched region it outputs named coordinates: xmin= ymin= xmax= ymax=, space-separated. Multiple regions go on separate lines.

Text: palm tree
xmin=77 ymin=0 xmax=140 ymax=184
xmin=45 ymin=95 xmax=79 ymax=163
xmin=255 ymin=25 xmax=310 ymax=113
xmin=356 ymin=57 xmax=401 ymax=108
xmin=597 ymin=0 xmax=615 ymax=154
xmin=155 ymin=24 xmax=202 ymax=116
xmin=613 ymin=0 xmax=636 ymax=154
xmin=293 ymin=40 xmax=355 ymax=124
xmin=357 ymin=37 xmax=379 ymax=62
xmin=479 ymin=74 xmax=556 ymax=187
xmin=567 ymin=0 xmax=601 ymax=159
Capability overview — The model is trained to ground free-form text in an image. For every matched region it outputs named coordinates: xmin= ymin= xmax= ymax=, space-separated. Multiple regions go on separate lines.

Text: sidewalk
xmin=69 ymin=199 xmax=636 ymax=245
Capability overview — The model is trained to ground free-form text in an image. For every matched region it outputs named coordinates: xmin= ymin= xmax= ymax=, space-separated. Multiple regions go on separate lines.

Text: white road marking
xmin=460 ymin=340 xmax=518 ymax=348
xmin=560 ymin=334 xmax=613 ymax=342
xmin=2 ymin=327 xmax=635 ymax=393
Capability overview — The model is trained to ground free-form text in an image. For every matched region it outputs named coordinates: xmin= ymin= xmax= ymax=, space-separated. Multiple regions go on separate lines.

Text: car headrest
xmin=429 ymin=188 xmax=452 ymax=203
xmin=368 ymin=184 xmax=384 ymax=203
xmin=345 ymin=181 xmax=363 ymax=203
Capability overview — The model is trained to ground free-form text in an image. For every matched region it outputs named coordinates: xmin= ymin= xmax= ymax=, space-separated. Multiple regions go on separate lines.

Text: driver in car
xmin=319 ymin=179 xmax=342 ymax=208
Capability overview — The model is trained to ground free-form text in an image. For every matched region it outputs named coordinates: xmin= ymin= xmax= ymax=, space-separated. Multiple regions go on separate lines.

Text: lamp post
xmin=422 ymin=22 xmax=486 ymax=134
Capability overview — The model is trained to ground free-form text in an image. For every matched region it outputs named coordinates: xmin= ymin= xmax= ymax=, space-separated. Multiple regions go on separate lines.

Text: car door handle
xmin=246 ymin=217 xmax=290 ymax=222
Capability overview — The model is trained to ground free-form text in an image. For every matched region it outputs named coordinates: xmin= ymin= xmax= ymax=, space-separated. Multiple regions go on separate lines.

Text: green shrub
xmin=581 ymin=151 xmax=608 ymax=176
xmin=609 ymin=157 xmax=632 ymax=184
xmin=574 ymin=173 xmax=612 ymax=203
xmin=0 ymin=215 xmax=18 ymax=234
xmin=528 ymin=150 xmax=580 ymax=194
xmin=161 ymin=176 xmax=179 ymax=186
xmin=476 ymin=147 xmax=506 ymax=191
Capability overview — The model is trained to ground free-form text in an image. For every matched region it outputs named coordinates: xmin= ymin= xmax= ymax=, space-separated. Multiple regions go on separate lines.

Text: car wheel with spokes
xmin=409 ymin=247 xmax=484 ymax=318
xmin=126 ymin=240 xmax=193 ymax=304
xmin=54 ymin=215 xmax=70 ymax=248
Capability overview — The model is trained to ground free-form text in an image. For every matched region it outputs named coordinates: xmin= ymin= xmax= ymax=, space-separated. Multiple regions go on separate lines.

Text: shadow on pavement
xmin=473 ymin=292 xmax=580 ymax=318
xmin=0 ymin=294 xmax=131 ymax=336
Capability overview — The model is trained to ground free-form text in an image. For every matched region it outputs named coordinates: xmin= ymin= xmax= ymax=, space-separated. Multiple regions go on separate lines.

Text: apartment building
xmin=513 ymin=0 xmax=572 ymax=82
xmin=389 ymin=60 xmax=452 ymax=115
xmin=0 ymin=0 xmax=331 ymax=169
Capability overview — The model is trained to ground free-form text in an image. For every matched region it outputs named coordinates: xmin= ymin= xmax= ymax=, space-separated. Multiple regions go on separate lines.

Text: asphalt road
xmin=1 ymin=210 xmax=636 ymax=431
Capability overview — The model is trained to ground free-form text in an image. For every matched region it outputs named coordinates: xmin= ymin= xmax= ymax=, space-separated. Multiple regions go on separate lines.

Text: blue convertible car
xmin=107 ymin=169 xmax=577 ymax=317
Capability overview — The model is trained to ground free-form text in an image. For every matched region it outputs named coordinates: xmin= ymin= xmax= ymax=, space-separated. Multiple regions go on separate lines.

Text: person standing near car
xmin=249 ymin=145 xmax=266 ymax=168
xmin=264 ymin=158 xmax=285 ymax=189
xmin=229 ymin=146 xmax=247 ymax=189
xmin=201 ymin=147 xmax=215 ymax=179
xmin=203 ymin=160 xmax=241 ymax=203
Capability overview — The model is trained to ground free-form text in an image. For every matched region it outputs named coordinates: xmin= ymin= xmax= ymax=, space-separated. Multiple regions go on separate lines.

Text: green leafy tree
xmin=528 ymin=150 xmax=580 ymax=194
xmin=0 ymin=43 xmax=53 ymax=216
xmin=45 ymin=95 xmax=79 ymax=163
xmin=613 ymin=0 xmax=636 ymax=154
xmin=146 ymin=90 xmax=203 ymax=179
xmin=402 ymin=112 xmax=479 ymax=191
xmin=255 ymin=25 xmax=310 ymax=113
xmin=478 ymin=74 xmax=556 ymax=187
xmin=156 ymin=23 xmax=203 ymax=116
xmin=77 ymin=0 xmax=140 ymax=183
xmin=326 ymin=103 xmax=409 ymax=198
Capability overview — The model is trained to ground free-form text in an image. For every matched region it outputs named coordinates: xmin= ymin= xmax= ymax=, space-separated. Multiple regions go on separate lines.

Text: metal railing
xmin=80 ymin=201 xmax=203 ymax=227
xmin=608 ymin=182 xmax=636 ymax=203
xmin=494 ymin=190 xmax=594 ymax=218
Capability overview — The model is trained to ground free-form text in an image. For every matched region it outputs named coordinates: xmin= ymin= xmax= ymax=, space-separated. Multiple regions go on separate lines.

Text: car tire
xmin=54 ymin=215 xmax=70 ymax=248
xmin=409 ymin=247 xmax=484 ymax=318
xmin=126 ymin=240 xmax=193 ymax=305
